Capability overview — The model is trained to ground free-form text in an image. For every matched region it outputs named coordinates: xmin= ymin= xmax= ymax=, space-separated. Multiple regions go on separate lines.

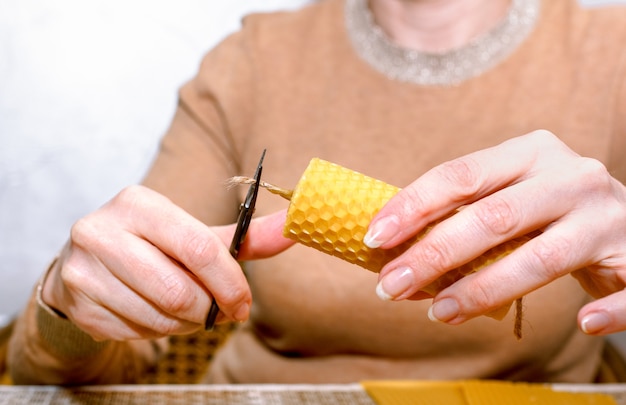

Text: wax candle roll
xmin=283 ymin=158 xmax=531 ymax=298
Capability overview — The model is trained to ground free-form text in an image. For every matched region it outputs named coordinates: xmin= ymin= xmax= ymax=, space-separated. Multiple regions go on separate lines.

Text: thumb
xmin=578 ymin=291 xmax=626 ymax=336
xmin=213 ymin=209 xmax=295 ymax=260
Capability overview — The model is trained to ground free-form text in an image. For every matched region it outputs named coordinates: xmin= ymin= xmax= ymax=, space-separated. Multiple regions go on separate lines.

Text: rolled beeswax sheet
xmin=283 ymin=158 xmax=531 ymax=295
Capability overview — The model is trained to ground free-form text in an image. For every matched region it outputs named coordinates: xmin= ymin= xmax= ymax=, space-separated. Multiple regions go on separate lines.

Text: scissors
xmin=204 ymin=149 xmax=266 ymax=330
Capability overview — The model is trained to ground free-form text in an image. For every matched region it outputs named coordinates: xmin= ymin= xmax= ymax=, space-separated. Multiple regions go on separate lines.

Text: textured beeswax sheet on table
xmin=361 ymin=380 xmax=617 ymax=405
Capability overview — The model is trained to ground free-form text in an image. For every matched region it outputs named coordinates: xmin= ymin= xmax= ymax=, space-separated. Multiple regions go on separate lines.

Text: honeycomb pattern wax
xmin=283 ymin=158 xmax=531 ymax=297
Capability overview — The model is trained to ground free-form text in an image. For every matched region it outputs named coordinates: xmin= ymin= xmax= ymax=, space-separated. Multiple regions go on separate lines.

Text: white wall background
xmin=0 ymin=0 xmax=310 ymax=326
xmin=1 ymin=0 xmax=625 ymax=351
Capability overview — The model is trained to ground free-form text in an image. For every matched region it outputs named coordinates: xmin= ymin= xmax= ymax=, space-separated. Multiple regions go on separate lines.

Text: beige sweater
xmin=9 ymin=0 xmax=626 ymax=384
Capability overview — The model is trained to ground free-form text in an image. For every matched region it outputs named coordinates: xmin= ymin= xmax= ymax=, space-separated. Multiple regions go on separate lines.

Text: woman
xmin=8 ymin=0 xmax=626 ymax=384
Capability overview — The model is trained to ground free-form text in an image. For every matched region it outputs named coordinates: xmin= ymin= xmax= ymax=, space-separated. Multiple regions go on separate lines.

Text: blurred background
xmin=1 ymin=0 xmax=625 ymax=347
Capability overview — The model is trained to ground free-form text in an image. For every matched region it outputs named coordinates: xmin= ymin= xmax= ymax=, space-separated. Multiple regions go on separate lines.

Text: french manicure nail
xmin=581 ymin=312 xmax=611 ymax=334
xmin=364 ymin=215 xmax=400 ymax=248
xmin=428 ymin=298 xmax=460 ymax=323
xmin=376 ymin=267 xmax=415 ymax=301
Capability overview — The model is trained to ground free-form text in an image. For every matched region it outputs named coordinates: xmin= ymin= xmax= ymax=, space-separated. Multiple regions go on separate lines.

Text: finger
xmin=61 ymin=248 xmax=199 ymax=340
xmin=427 ymin=219 xmax=598 ymax=324
xmin=365 ymin=131 xmax=573 ymax=249
xmin=212 ymin=209 xmax=295 ymax=261
xmin=68 ymin=301 xmax=166 ymax=342
xmin=111 ymin=186 xmax=251 ymax=322
xmin=579 ymin=292 xmax=626 ymax=335
xmin=375 ymin=169 xmax=575 ymax=299
xmin=71 ymin=214 xmax=212 ymax=324
xmin=70 ymin=296 xmax=195 ymax=342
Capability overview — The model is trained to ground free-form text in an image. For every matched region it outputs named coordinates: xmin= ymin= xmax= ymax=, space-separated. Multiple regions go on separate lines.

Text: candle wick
xmin=225 ymin=176 xmax=293 ymax=201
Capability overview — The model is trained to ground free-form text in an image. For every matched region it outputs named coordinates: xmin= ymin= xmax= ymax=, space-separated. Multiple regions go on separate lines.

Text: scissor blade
xmin=230 ymin=149 xmax=266 ymax=258
xmin=243 ymin=149 xmax=266 ymax=210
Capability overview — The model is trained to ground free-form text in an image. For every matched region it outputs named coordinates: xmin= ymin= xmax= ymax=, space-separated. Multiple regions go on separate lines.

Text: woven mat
xmin=0 ymin=385 xmax=375 ymax=405
xmin=3 ymin=384 xmax=626 ymax=405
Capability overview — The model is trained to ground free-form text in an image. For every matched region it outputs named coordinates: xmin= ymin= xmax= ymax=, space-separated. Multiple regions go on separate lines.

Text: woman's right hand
xmin=40 ymin=185 xmax=293 ymax=341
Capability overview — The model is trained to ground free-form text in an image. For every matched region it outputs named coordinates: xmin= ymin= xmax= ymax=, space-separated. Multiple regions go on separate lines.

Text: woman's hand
xmin=41 ymin=185 xmax=293 ymax=341
xmin=365 ymin=130 xmax=626 ymax=335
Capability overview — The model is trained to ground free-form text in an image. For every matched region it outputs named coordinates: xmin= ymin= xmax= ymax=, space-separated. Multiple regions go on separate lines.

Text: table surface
xmin=1 ymin=383 xmax=626 ymax=405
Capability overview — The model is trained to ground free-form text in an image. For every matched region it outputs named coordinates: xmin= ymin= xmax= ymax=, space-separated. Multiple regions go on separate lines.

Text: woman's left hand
xmin=365 ymin=130 xmax=626 ymax=335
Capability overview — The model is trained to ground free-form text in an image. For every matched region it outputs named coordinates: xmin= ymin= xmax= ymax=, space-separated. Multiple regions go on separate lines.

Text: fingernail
xmin=364 ymin=215 xmax=400 ymax=248
xmin=428 ymin=298 xmax=460 ymax=323
xmin=233 ymin=302 xmax=250 ymax=322
xmin=376 ymin=267 xmax=415 ymax=301
xmin=581 ymin=312 xmax=611 ymax=334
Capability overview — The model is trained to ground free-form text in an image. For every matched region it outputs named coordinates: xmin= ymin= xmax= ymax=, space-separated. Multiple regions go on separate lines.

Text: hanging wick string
xmin=514 ymin=297 xmax=524 ymax=340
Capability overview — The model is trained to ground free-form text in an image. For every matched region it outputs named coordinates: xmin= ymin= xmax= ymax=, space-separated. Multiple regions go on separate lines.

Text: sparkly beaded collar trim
xmin=345 ymin=0 xmax=540 ymax=86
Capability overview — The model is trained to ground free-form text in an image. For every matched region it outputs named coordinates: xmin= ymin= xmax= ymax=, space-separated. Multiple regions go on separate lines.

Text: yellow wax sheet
xmin=361 ymin=380 xmax=617 ymax=405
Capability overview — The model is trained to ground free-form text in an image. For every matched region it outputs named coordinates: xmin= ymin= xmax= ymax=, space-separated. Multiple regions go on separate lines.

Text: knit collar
xmin=345 ymin=0 xmax=541 ymax=85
